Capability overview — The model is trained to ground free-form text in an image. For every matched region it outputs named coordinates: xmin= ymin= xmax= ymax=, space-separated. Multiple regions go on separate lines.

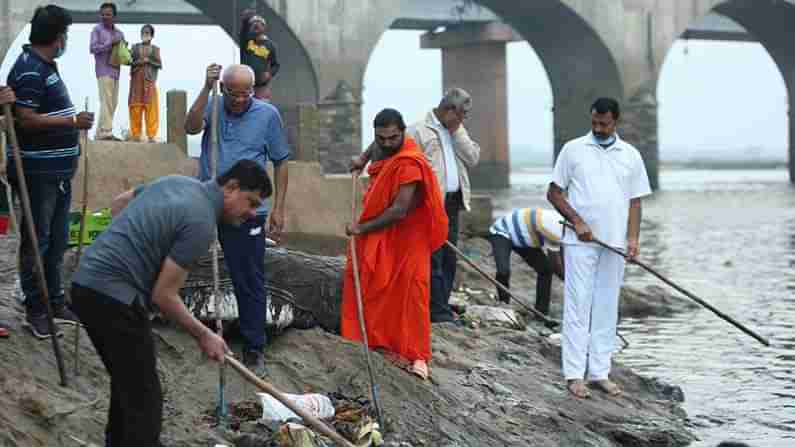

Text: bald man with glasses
xmin=185 ymin=63 xmax=290 ymax=375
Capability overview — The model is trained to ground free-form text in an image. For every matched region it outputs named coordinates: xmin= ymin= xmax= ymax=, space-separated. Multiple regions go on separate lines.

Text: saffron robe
xmin=341 ymin=138 xmax=448 ymax=361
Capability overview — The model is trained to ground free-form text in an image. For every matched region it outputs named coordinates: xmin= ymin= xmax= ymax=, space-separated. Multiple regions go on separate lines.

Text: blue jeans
xmin=430 ymin=191 xmax=461 ymax=322
xmin=15 ymin=177 xmax=71 ymax=317
xmin=218 ymin=214 xmax=267 ymax=352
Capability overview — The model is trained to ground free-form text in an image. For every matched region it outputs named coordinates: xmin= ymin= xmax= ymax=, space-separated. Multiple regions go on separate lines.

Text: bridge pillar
xmin=621 ymin=83 xmax=660 ymax=191
xmin=421 ymin=22 xmax=521 ymax=190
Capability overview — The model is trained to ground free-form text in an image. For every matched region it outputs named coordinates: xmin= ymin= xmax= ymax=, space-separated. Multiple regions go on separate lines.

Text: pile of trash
xmin=449 ymin=286 xmax=525 ymax=330
xmin=203 ymin=392 xmax=383 ymax=447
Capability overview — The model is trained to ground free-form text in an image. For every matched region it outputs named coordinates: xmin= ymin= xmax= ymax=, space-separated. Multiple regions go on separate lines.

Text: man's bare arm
xmin=547 ymin=183 xmax=581 ymax=225
xmin=111 ymin=189 xmax=136 ymax=217
xmin=185 ymin=86 xmax=211 ymax=135
xmin=15 ymin=106 xmax=93 ymax=131
xmin=350 ymin=183 xmax=417 ymax=235
xmin=185 ymin=64 xmax=221 ymax=135
xmin=547 ymin=182 xmax=592 ymax=241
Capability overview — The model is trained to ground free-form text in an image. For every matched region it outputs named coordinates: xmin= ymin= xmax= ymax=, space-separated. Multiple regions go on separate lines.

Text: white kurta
xmin=551 ymin=132 xmax=651 ymax=380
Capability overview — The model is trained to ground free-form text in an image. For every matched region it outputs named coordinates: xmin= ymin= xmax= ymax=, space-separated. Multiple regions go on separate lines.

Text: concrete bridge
xmin=2 ymin=0 xmax=794 ymax=189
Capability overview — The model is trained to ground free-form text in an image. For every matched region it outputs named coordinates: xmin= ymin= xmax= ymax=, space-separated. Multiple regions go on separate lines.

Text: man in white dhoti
xmin=547 ymin=97 xmax=652 ymax=399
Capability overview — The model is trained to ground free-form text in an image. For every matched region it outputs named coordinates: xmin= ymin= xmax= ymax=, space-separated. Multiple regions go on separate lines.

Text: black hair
xmin=100 ymin=3 xmax=117 ymax=16
xmin=239 ymin=9 xmax=257 ymax=45
xmin=141 ymin=24 xmax=154 ymax=36
xmin=216 ymin=160 xmax=272 ymax=198
xmin=29 ymin=5 xmax=73 ymax=46
xmin=373 ymin=108 xmax=406 ymax=131
xmin=591 ymin=97 xmax=620 ymax=120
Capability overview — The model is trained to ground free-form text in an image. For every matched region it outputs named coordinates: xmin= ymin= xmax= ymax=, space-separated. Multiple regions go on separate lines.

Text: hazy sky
xmin=1 ymin=25 xmax=787 ymax=161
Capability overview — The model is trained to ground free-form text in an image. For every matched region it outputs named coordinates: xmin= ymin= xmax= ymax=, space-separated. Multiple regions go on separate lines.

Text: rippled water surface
xmin=491 ymin=167 xmax=795 ymax=446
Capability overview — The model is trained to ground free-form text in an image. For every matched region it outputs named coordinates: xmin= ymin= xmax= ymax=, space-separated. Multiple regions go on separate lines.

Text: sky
xmin=1 ymin=25 xmax=788 ymax=162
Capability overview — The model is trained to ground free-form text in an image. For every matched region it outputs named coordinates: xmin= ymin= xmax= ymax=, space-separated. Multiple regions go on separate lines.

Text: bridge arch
xmin=359 ymin=0 xmax=623 ymax=188
xmin=655 ymin=0 xmax=795 ymax=182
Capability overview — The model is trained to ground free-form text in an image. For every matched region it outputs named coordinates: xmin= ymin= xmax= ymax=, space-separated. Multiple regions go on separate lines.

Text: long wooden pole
xmin=210 ymin=82 xmax=228 ymax=425
xmin=225 ymin=354 xmax=356 ymax=447
xmin=3 ymin=104 xmax=68 ymax=386
xmin=560 ymin=222 xmax=770 ymax=347
xmin=349 ymin=173 xmax=385 ymax=430
xmin=73 ymin=98 xmax=89 ymax=376
xmin=444 ymin=240 xmax=559 ymax=328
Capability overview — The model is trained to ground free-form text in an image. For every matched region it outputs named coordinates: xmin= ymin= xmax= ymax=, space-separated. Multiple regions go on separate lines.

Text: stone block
xmin=166 ymin=90 xmax=187 ymax=155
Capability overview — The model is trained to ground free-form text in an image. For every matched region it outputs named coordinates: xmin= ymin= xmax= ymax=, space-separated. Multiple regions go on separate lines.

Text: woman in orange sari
xmin=128 ymin=24 xmax=161 ymax=143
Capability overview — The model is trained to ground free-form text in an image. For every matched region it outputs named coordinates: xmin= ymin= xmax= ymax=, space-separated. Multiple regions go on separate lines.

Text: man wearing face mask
xmin=547 ymin=98 xmax=651 ymax=399
xmin=342 ymin=108 xmax=448 ymax=380
xmin=185 ymin=63 xmax=290 ymax=375
xmin=6 ymin=5 xmax=95 ymax=339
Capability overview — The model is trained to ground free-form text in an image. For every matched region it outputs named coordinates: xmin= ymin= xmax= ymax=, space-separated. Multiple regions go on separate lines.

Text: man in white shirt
xmin=547 ymin=97 xmax=652 ymax=399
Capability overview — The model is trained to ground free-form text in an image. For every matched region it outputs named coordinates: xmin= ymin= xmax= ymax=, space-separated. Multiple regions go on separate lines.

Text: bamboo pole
xmin=3 ymin=104 xmax=68 ymax=386
xmin=348 ymin=173 xmax=385 ymax=429
xmin=560 ymin=221 xmax=770 ymax=347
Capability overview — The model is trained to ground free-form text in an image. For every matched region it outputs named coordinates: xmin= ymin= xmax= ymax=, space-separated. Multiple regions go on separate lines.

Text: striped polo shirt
xmin=489 ymin=208 xmax=564 ymax=252
xmin=6 ymin=45 xmax=79 ymax=178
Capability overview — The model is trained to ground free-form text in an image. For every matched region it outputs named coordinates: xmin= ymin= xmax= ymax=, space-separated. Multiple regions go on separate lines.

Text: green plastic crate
xmin=68 ymin=208 xmax=112 ymax=247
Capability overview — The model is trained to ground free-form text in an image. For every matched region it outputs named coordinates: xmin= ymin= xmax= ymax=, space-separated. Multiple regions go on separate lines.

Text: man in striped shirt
xmin=7 ymin=5 xmax=95 ymax=338
xmin=488 ymin=208 xmax=565 ymax=315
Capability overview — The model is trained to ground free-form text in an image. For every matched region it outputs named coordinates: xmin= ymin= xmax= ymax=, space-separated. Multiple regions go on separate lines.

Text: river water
xmin=489 ymin=167 xmax=795 ymax=446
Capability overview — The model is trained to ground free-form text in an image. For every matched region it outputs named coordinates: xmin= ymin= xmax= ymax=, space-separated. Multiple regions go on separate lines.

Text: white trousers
xmin=562 ymin=243 xmax=626 ymax=381
xmin=96 ymin=76 xmax=119 ymax=138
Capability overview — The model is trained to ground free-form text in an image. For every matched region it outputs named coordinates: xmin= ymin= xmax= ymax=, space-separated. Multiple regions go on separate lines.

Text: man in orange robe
xmin=342 ymin=108 xmax=448 ymax=379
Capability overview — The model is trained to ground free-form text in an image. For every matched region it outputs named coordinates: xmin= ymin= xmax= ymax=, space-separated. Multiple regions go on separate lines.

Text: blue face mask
xmin=594 ymin=133 xmax=615 ymax=146
xmin=54 ymin=35 xmax=67 ymax=59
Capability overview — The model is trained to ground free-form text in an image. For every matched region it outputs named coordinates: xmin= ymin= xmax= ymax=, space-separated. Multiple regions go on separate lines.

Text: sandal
xmin=567 ymin=379 xmax=592 ymax=399
xmin=590 ymin=379 xmax=622 ymax=397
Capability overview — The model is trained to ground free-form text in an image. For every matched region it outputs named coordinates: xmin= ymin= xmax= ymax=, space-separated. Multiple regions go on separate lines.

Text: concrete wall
xmin=70 ymin=139 xmax=360 ymax=239
xmin=70 ymin=141 xmax=194 ymax=211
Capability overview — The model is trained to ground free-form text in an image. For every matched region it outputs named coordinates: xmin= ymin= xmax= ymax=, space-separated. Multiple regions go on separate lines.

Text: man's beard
xmin=378 ymin=136 xmax=404 ymax=156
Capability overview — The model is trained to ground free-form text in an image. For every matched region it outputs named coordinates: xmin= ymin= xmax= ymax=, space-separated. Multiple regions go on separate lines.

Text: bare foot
xmin=567 ymin=379 xmax=591 ymax=399
xmin=410 ymin=360 xmax=429 ymax=381
xmin=590 ymin=379 xmax=622 ymax=396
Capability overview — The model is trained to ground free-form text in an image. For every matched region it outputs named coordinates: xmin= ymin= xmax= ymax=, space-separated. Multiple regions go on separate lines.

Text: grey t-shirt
xmin=73 ymin=176 xmax=223 ymax=306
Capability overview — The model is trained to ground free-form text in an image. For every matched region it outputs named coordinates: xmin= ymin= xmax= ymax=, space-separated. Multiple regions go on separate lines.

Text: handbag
xmin=109 ymin=40 xmax=132 ymax=67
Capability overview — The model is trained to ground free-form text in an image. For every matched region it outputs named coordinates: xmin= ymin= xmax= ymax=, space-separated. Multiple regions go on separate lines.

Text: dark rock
xmin=640 ymin=376 xmax=686 ymax=403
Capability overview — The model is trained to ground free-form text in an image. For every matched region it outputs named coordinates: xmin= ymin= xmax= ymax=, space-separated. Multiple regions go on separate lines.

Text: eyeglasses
xmin=222 ymin=85 xmax=253 ymax=101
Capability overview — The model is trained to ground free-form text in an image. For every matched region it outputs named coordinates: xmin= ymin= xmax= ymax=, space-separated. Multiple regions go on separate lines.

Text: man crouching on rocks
xmin=71 ymin=160 xmax=271 ymax=446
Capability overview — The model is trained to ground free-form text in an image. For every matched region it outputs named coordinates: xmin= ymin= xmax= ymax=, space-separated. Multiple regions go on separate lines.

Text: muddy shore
xmin=0 ymin=234 xmax=698 ymax=446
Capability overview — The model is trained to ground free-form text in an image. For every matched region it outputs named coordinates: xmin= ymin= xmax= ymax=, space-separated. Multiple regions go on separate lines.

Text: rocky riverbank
xmin=0 ymin=234 xmax=698 ymax=446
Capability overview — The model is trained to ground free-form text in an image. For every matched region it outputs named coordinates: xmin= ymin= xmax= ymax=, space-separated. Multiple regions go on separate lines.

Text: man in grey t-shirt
xmin=71 ymin=160 xmax=272 ymax=447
